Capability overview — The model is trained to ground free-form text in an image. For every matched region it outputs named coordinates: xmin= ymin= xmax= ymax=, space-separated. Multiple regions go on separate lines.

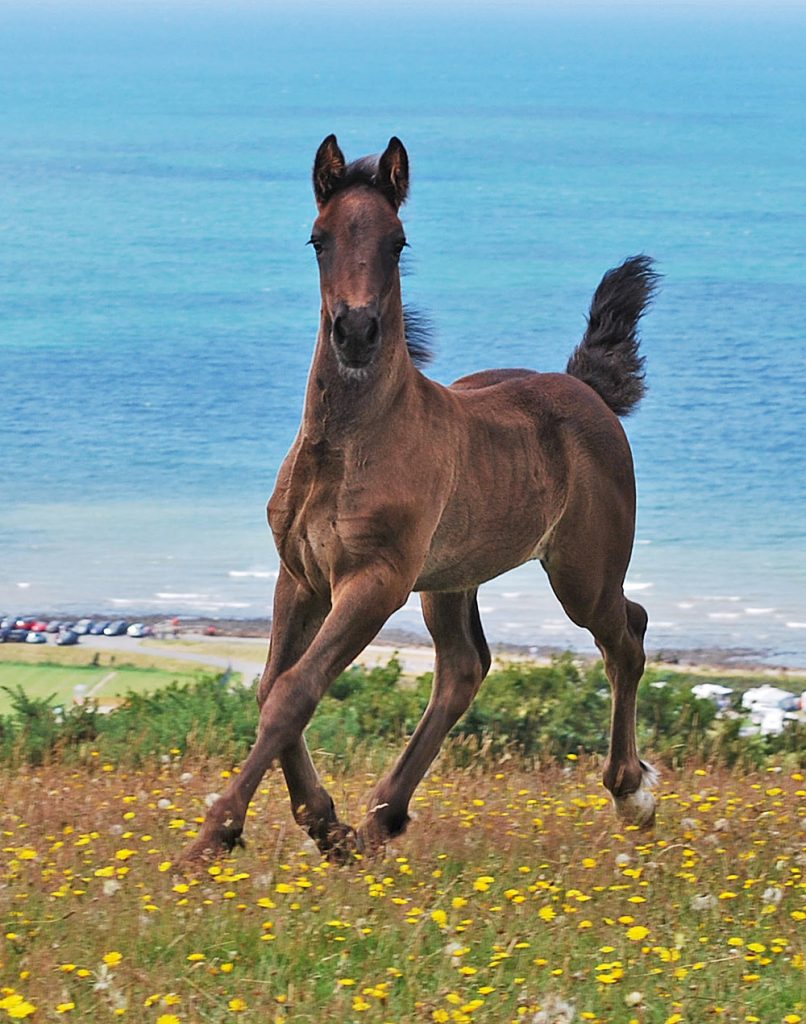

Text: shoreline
xmin=15 ymin=611 xmax=806 ymax=677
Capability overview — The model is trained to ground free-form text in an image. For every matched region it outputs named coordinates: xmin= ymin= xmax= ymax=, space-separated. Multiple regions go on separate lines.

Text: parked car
xmin=56 ymin=630 xmax=79 ymax=646
xmin=0 ymin=628 xmax=9 ymax=643
xmin=30 ymin=620 xmax=49 ymax=633
xmin=73 ymin=619 xmax=94 ymax=635
xmin=89 ymin=621 xmax=111 ymax=635
xmin=46 ymin=620 xmax=64 ymax=633
xmin=25 ymin=631 xmax=47 ymax=644
xmin=14 ymin=617 xmax=36 ymax=631
xmin=103 ymin=620 xmax=128 ymax=636
xmin=126 ymin=623 xmax=152 ymax=638
xmin=0 ymin=616 xmax=20 ymax=630
xmin=6 ymin=629 xmax=29 ymax=642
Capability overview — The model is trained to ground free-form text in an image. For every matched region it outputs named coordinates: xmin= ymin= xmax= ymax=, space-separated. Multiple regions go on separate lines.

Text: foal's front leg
xmin=183 ymin=568 xmax=411 ymax=861
xmin=255 ymin=568 xmax=345 ymax=853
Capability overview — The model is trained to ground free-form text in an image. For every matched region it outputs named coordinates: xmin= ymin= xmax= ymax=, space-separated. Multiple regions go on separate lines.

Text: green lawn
xmin=0 ymin=661 xmax=214 ymax=715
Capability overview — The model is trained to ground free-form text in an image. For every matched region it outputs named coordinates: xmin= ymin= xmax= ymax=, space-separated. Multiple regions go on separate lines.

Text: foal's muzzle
xmin=331 ymin=305 xmax=381 ymax=368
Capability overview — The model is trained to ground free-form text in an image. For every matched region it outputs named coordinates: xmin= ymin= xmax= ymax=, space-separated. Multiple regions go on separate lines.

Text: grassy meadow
xmin=0 ymin=647 xmax=804 ymax=1023
xmin=1 ymin=757 xmax=805 ymax=1024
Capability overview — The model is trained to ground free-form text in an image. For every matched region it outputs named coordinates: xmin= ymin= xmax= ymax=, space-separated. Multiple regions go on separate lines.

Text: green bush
xmin=455 ymin=655 xmax=611 ymax=761
xmin=0 ymin=685 xmax=101 ymax=765
xmin=96 ymin=675 xmax=258 ymax=765
xmin=0 ymin=657 xmax=802 ymax=770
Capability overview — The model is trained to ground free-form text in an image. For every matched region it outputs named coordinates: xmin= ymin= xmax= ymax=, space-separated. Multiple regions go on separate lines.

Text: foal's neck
xmin=302 ymin=303 xmax=416 ymax=444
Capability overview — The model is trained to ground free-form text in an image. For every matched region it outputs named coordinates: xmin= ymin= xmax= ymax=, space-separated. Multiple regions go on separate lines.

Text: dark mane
xmin=403 ymin=305 xmax=434 ymax=367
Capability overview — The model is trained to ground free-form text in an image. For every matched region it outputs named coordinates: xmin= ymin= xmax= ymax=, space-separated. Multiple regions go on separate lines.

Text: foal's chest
xmin=267 ymin=440 xmax=351 ymax=592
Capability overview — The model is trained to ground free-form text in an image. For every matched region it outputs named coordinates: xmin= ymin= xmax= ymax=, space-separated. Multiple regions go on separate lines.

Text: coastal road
xmin=78 ymin=633 xmax=266 ymax=684
xmin=76 ymin=633 xmax=439 ymax=683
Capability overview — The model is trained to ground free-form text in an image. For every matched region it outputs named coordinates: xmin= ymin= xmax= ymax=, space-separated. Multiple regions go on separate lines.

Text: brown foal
xmin=185 ymin=135 xmax=659 ymax=861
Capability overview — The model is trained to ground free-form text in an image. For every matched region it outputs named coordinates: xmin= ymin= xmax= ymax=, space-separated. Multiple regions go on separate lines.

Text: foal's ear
xmin=313 ymin=134 xmax=346 ymax=208
xmin=377 ymin=136 xmax=409 ymax=209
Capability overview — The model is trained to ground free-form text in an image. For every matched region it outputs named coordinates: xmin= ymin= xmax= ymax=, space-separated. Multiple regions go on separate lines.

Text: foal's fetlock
xmin=181 ymin=796 xmax=247 ymax=862
xmin=357 ymin=804 xmax=411 ymax=856
xmin=603 ymin=758 xmax=643 ymax=797
xmin=182 ymin=823 xmax=244 ymax=863
xmin=605 ymin=759 xmax=658 ymax=829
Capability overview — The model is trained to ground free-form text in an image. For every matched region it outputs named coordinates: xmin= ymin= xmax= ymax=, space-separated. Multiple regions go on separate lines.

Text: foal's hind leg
xmin=356 ymin=589 xmax=491 ymax=852
xmin=596 ymin=597 xmax=656 ymax=827
xmin=546 ymin=562 xmax=656 ymax=827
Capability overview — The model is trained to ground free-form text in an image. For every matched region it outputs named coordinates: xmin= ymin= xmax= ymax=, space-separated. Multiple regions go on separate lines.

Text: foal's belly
xmin=413 ymin=525 xmax=551 ymax=593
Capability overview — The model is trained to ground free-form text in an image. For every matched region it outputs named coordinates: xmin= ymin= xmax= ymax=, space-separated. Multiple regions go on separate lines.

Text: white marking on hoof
xmin=613 ymin=761 xmax=658 ymax=828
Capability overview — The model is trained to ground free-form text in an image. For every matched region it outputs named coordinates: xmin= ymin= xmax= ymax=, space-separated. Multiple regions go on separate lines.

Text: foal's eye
xmin=308 ymin=238 xmax=324 ymax=256
xmin=393 ymin=239 xmax=408 ymax=259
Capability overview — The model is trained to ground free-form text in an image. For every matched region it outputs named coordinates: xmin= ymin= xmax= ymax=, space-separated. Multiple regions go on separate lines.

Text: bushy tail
xmin=566 ymin=255 xmax=659 ymax=417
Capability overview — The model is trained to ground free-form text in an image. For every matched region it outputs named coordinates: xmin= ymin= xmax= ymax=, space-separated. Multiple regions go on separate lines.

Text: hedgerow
xmin=1 ymin=656 xmax=803 ymax=770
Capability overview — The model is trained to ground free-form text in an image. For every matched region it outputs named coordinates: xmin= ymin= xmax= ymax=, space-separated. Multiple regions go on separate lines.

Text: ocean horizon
xmin=1 ymin=3 xmax=805 ymax=666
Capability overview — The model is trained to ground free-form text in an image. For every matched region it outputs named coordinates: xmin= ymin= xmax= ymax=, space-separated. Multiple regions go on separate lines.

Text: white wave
xmin=155 ymin=592 xmax=209 ymax=600
xmin=199 ymin=601 xmax=252 ymax=610
xmin=164 ymin=599 xmax=253 ymax=611
xmin=540 ymin=621 xmax=575 ymax=635
xmin=16 ymin=582 xmax=31 ymax=589
xmin=700 ymin=595 xmax=742 ymax=602
xmin=708 ymin=612 xmax=741 ymax=620
xmin=745 ymin=607 xmax=775 ymax=616
xmin=677 ymin=601 xmax=695 ymax=610
xmin=624 ymin=581 xmax=653 ymax=592
xmin=478 ymin=605 xmax=495 ymax=614
xmin=786 ymin=621 xmax=806 ymax=630
xmin=501 ymin=592 xmax=525 ymax=599
xmin=227 ymin=570 xmax=277 ymax=579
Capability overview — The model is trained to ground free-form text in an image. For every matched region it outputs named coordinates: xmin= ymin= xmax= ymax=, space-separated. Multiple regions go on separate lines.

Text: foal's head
xmin=310 ymin=135 xmax=409 ymax=375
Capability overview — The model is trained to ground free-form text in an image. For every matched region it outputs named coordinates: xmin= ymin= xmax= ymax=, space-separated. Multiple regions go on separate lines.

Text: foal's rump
xmin=441 ymin=253 xmax=659 ymax=590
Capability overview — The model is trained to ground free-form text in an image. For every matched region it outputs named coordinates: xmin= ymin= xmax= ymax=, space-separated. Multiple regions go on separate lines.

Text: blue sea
xmin=1 ymin=2 xmax=805 ymax=665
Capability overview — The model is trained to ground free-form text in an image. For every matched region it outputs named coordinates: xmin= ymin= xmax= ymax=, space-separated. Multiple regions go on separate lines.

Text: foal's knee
xmin=258 ymin=669 xmax=317 ymax=748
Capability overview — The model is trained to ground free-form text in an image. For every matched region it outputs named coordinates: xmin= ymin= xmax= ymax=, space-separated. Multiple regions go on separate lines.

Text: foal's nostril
xmin=332 ymin=314 xmax=348 ymax=348
xmin=364 ymin=315 xmax=379 ymax=346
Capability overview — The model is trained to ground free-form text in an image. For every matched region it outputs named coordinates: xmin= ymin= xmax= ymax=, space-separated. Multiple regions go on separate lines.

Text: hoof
xmin=320 ymin=823 xmax=363 ymax=865
xmin=181 ymin=825 xmax=244 ymax=864
xmin=612 ymin=761 xmax=658 ymax=829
